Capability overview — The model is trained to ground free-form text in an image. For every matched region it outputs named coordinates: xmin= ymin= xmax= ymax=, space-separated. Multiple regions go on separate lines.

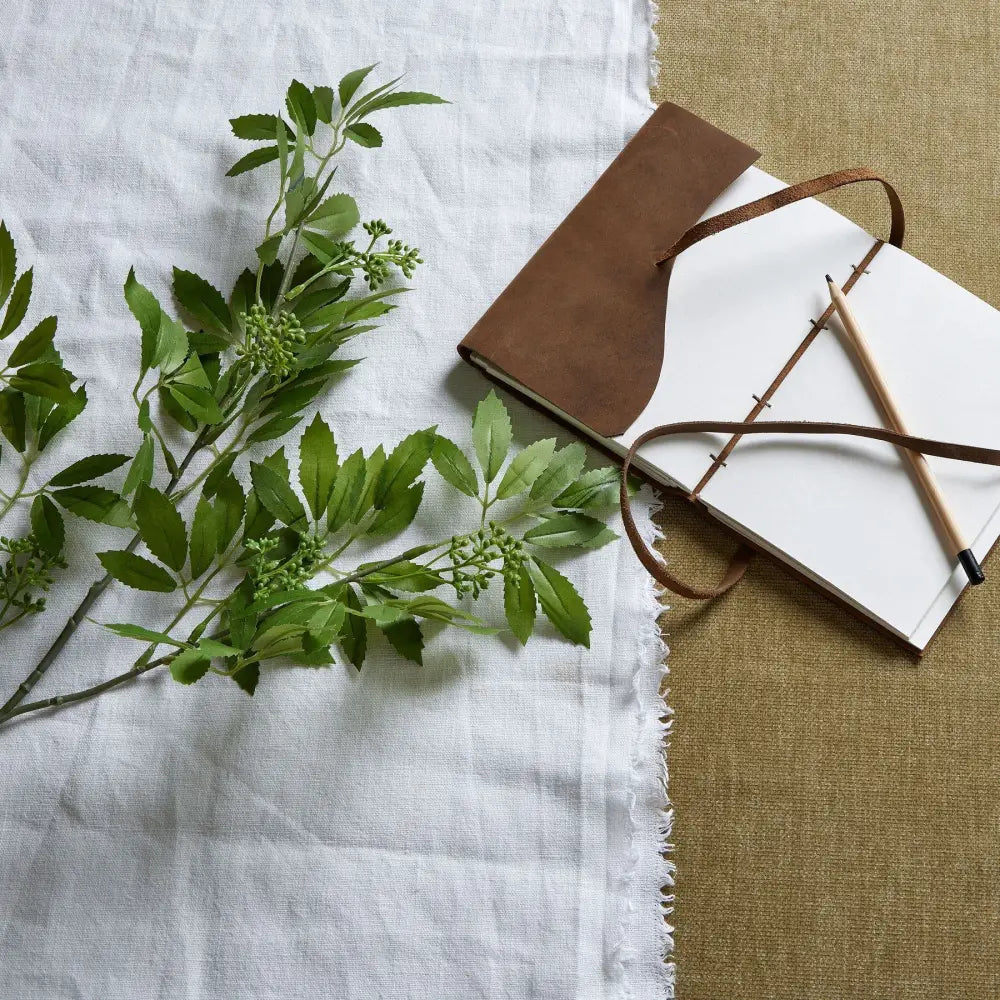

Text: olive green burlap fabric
xmin=651 ymin=3 xmax=1000 ymax=996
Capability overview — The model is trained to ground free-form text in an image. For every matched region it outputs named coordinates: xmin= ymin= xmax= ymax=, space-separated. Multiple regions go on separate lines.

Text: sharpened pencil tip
xmin=825 ymin=274 xmax=833 ymax=283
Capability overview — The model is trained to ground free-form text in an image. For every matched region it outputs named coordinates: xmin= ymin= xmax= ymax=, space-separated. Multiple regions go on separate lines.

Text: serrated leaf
xmin=168 ymin=383 xmax=223 ymax=425
xmin=189 ymin=496 xmax=218 ymax=579
xmin=339 ymin=586 xmax=368 ymax=669
xmin=353 ymin=445 xmax=385 ymax=521
xmin=122 ymin=434 xmax=155 ymax=496
xmin=38 ymin=386 xmax=86 ymax=451
xmin=523 ymin=512 xmax=617 ymax=549
xmin=232 ymin=663 xmax=260 ymax=695
xmin=0 ymin=268 xmax=31 ymax=339
xmin=53 ymin=485 xmax=131 ymax=527
xmin=528 ymin=442 xmax=587 ymax=502
xmin=353 ymin=90 xmax=448 ymax=116
xmin=169 ymin=646 xmax=210 ymax=684
xmin=430 ymin=435 xmax=478 ymax=498
xmin=381 ymin=617 xmax=423 ymax=664
xmin=0 ymin=222 xmax=14 ymax=309
xmin=134 ymin=484 xmax=188 ymax=572
xmin=214 ymin=474 xmax=245 ymax=553
xmin=30 ymin=494 xmax=64 ymax=554
xmin=8 ymin=315 xmax=56 ymax=366
xmin=125 ymin=267 xmax=161 ymax=377
xmin=230 ymin=113 xmax=292 ymax=141
xmin=172 ymin=267 xmax=232 ymax=336
xmin=0 ymin=389 xmax=26 ymax=452
xmin=48 ymin=452 xmax=129 ymax=489
xmin=197 ymin=638 xmax=241 ymax=659
xmin=366 ymin=481 xmax=423 ymax=536
xmin=255 ymin=232 xmax=284 ymax=265
xmin=374 ymin=428 xmax=434 ymax=508
xmin=312 ymin=85 xmax=334 ymax=124
xmin=250 ymin=460 xmax=307 ymax=528
xmin=226 ymin=145 xmax=280 ymax=177
xmin=326 ymin=448 xmax=365 ymax=533
xmin=285 ymin=79 xmax=317 ymax=135
xmin=98 ymin=550 xmax=176 ymax=593
xmin=528 ymin=558 xmax=591 ymax=647
xmin=299 ymin=413 xmax=338 ymax=520
xmin=472 ymin=390 xmax=512 ymax=484
xmin=102 ymin=623 xmax=186 ymax=647
xmin=552 ymin=466 xmax=621 ymax=509
xmin=344 ymin=123 xmax=383 ymax=148
xmin=9 ymin=362 xmax=74 ymax=404
xmin=504 ymin=564 xmax=536 ymax=644
xmin=495 ymin=438 xmax=556 ymax=500
xmin=338 ymin=64 xmax=378 ymax=109
xmin=365 ymin=561 xmax=444 ymax=593
xmin=246 ymin=413 xmax=301 ymax=444
xmin=306 ymin=193 xmax=360 ymax=236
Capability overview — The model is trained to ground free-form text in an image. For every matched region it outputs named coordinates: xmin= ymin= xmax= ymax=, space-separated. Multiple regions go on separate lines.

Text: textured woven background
xmin=652 ymin=3 xmax=1000 ymax=996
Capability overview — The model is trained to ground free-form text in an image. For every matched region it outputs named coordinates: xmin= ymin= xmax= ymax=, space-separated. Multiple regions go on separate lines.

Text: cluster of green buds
xmin=237 ymin=303 xmax=306 ymax=379
xmin=245 ymin=533 xmax=325 ymax=600
xmin=0 ymin=533 xmax=68 ymax=618
xmin=447 ymin=522 xmax=523 ymax=599
xmin=360 ymin=219 xmax=423 ymax=289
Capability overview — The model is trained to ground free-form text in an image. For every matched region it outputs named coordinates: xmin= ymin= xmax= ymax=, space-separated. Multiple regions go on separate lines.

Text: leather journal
xmin=458 ymin=102 xmax=1000 ymax=653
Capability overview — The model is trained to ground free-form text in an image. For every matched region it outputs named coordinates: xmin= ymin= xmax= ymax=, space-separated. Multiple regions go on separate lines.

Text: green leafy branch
xmin=0 ymin=390 xmax=622 ymax=725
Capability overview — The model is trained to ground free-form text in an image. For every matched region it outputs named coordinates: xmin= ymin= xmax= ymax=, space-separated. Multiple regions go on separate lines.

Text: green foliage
xmin=0 ymin=70 xmax=621 ymax=732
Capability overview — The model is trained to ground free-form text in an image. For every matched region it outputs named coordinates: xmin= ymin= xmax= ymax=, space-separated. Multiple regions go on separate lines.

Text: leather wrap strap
xmin=623 ymin=169 xmax=987 ymax=600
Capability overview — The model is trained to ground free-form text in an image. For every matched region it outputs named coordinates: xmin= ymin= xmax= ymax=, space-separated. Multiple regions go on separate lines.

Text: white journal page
xmin=616 ymin=166 xmax=878 ymax=492
xmin=699 ymin=242 xmax=1000 ymax=644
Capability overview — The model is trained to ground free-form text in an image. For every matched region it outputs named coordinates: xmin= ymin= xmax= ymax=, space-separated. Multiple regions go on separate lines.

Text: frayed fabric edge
xmin=607 ymin=485 xmax=675 ymax=998
xmin=646 ymin=0 xmax=661 ymax=95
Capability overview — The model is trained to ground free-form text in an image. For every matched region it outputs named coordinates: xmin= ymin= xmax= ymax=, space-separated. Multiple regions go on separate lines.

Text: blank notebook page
xmin=619 ymin=167 xmax=1000 ymax=645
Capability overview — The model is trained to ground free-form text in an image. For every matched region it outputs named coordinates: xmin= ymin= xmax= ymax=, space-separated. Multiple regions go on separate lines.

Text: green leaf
xmin=528 ymin=442 xmax=587 ymax=502
xmin=172 ymin=267 xmax=232 ymax=335
xmin=168 ymin=382 xmax=223 ymax=425
xmin=250 ymin=461 xmax=307 ymax=528
xmin=38 ymin=386 xmax=86 ymax=451
xmin=275 ymin=117 xmax=289 ymax=180
xmin=503 ymin=564 xmax=536 ymax=644
xmin=8 ymin=315 xmax=56 ymax=366
xmin=230 ymin=113 xmax=292 ymax=140
xmin=255 ymin=232 xmax=284 ymax=265
xmin=0 ymin=389 xmax=26 ymax=452
xmin=339 ymin=586 xmax=367 ymax=669
xmin=299 ymin=413 xmax=338 ymax=520
xmin=98 ymin=550 xmax=177 ymax=592
xmin=326 ymin=448 xmax=365 ymax=533
xmin=381 ymin=617 xmax=423 ymax=665
xmin=197 ymin=637 xmax=241 ymax=659
xmin=246 ymin=413 xmax=301 ymax=444
xmin=495 ymin=438 xmax=557 ymax=500
xmin=189 ymin=496 xmax=218 ymax=579
xmin=430 ymin=435 xmax=478 ymax=498
xmin=338 ymin=64 xmax=378 ymax=109
xmin=285 ymin=79 xmax=317 ymax=135
xmin=0 ymin=268 xmax=31 ymax=339
xmin=226 ymin=145 xmax=280 ymax=177
xmin=312 ymin=85 xmax=334 ymax=124
xmin=365 ymin=561 xmax=443 ymax=593
xmin=306 ymin=193 xmax=360 ymax=236
xmin=9 ymin=362 xmax=74 ymax=404
xmin=344 ymin=123 xmax=383 ymax=148
xmin=232 ymin=663 xmax=260 ymax=695
xmin=375 ymin=428 xmax=434 ymax=508
xmin=306 ymin=600 xmax=347 ymax=644
xmin=102 ymin=623 xmax=186 ymax=648
xmin=48 ymin=452 xmax=130 ymax=488
xmin=353 ymin=445 xmax=385 ymax=521
xmin=134 ymin=484 xmax=188 ymax=572
xmin=214 ymin=474 xmax=245 ymax=552
xmin=0 ymin=221 xmax=14 ymax=309
xmin=528 ymin=557 xmax=591 ymax=647
xmin=367 ymin=482 xmax=423 ymax=536
xmin=52 ymin=486 xmax=131 ymax=527
xmin=353 ymin=90 xmax=448 ymax=116
xmin=523 ymin=512 xmax=617 ymax=549
xmin=553 ymin=466 xmax=622 ymax=509
xmin=169 ymin=646 xmax=210 ymax=684
xmin=30 ymin=494 xmax=64 ymax=554
xmin=125 ymin=267 xmax=161 ymax=376
xmin=122 ymin=434 xmax=155 ymax=496
xmin=472 ymin=390 xmax=512 ymax=484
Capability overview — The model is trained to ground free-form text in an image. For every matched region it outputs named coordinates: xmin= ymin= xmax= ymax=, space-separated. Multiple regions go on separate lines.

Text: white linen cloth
xmin=0 ymin=2 xmax=670 ymax=996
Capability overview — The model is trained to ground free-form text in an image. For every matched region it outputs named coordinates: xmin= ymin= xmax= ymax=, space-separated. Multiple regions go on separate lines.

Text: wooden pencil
xmin=826 ymin=274 xmax=985 ymax=585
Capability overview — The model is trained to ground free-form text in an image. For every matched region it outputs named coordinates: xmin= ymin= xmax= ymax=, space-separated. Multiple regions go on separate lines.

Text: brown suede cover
xmin=457 ymin=101 xmax=760 ymax=437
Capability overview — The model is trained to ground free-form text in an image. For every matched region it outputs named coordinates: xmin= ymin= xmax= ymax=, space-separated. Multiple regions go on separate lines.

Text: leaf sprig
xmin=0 ymin=70 xmax=620 ymax=730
